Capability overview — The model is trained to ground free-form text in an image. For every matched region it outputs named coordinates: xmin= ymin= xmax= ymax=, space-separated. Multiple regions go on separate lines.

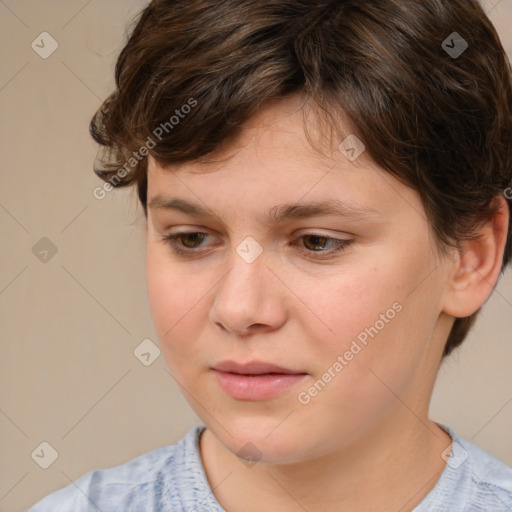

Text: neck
xmin=199 ymin=411 xmax=451 ymax=512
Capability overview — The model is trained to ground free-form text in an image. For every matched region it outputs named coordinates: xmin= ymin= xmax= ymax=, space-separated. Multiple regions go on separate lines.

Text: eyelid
xmin=159 ymin=229 xmax=354 ymax=258
xmin=294 ymin=228 xmax=352 ymax=238
xmin=161 ymin=227 xmax=351 ymax=244
xmin=163 ymin=226 xmax=351 ymax=238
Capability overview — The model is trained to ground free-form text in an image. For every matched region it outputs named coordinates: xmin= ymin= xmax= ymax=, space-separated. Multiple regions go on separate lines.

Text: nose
xmin=208 ymin=246 xmax=287 ymax=337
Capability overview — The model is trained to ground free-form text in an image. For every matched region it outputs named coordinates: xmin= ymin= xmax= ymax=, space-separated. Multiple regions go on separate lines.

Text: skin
xmin=144 ymin=94 xmax=509 ymax=511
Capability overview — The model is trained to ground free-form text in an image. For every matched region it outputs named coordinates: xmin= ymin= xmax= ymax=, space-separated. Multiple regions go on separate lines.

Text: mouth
xmin=211 ymin=360 xmax=308 ymax=400
xmin=211 ymin=360 xmax=306 ymax=375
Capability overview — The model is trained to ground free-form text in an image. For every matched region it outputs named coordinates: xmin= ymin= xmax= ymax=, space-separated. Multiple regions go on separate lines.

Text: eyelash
xmin=159 ymin=232 xmax=353 ymax=258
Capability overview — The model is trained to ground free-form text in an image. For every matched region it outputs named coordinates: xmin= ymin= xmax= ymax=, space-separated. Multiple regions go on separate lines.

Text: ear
xmin=442 ymin=195 xmax=510 ymax=318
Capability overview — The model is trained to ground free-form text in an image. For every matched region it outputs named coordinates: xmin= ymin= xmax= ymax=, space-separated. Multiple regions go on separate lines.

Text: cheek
xmin=304 ymin=248 xmax=438 ymax=389
xmin=145 ymin=245 xmax=208 ymax=366
xmin=292 ymin=274 xmax=435 ymax=443
xmin=146 ymin=249 xmax=174 ymax=335
xmin=297 ymin=261 xmax=406 ymax=360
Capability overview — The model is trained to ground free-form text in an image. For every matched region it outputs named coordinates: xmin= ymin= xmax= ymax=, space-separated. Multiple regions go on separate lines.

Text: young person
xmin=29 ymin=0 xmax=512 ymax=510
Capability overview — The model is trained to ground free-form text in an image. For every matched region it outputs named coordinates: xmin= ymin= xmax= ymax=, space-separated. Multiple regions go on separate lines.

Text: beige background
xmin=0 ymin=1 xmax=511 ymax=511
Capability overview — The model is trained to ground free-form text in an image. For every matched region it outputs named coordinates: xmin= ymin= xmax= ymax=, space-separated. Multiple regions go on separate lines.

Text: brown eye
xmin=160 ymin=232 xmax=211 ymax=256
xmin=293 ymin=234 xmax=354 ymax=258
xmin=302 ymin=235 xmax=331 ymax=251
xmin=178 ymin=232 xmax=207 ymax=248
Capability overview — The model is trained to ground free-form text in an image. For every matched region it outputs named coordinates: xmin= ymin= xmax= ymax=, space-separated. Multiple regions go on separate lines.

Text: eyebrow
xmin=148 ymin=196 xmax=381 ymax=225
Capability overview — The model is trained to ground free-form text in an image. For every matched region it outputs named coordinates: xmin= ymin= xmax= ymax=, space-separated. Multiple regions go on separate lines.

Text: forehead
xmin=146 ymin=96 xmax=421 ymax=226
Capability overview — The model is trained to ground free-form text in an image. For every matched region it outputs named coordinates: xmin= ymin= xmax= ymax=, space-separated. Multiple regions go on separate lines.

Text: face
xmin=145 ymin=95 xmax=453 ymax=464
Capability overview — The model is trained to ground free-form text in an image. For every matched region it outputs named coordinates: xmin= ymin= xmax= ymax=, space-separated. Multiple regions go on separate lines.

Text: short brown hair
xmin=90 ymin=0 xmax=512 ymax=356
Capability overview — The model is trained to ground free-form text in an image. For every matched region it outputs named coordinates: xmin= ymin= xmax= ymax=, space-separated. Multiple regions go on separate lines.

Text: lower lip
xmin=212 ymin=370 xmax=308 ymax=401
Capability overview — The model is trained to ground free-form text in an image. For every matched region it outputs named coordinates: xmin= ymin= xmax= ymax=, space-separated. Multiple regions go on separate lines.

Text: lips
xmin=211 ymin=360 xmax=308 ymax=400
xmin=212 ymin=360 xmax=304 ymax=375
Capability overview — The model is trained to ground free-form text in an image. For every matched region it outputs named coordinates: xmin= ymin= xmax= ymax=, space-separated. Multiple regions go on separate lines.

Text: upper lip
xmin=212 ymin=360 xmax=305 ymax=375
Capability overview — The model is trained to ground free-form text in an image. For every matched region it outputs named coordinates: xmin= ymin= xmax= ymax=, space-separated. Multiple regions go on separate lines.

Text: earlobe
xmin=442 ymin=195 xmax=510 ymax=318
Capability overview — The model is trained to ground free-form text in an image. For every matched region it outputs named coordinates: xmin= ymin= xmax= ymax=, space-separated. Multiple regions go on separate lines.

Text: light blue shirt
xmin=28 ymin=423 xmax=512 ymax=511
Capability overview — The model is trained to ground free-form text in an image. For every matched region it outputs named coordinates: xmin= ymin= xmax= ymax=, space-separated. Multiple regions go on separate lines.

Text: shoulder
xmin=27 ymin=424 xmax=208 ymax=512
xmin=456 ymin=433 xmax=512 ymax=508
xmin=416 ymin=425 xmax=512 ymax=512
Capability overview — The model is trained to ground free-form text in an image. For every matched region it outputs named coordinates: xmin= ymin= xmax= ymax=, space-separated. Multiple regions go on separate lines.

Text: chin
xmin=210 ymin=414 xmax=312 ymax=465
